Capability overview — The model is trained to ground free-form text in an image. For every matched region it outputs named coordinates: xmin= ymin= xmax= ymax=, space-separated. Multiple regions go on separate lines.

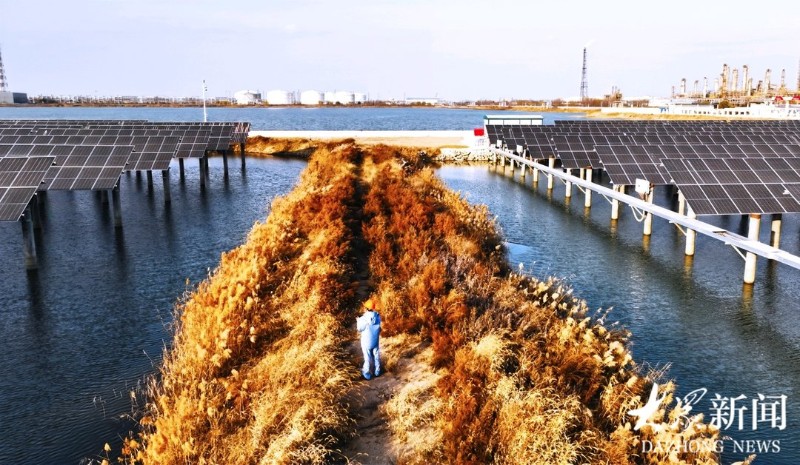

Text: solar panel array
xmin=486 ymin=119 xmax=800 ymax=215
xmin=0 ymin=119 xmax=250 ymax=221
xmin=0 ymin=156 xmax=54 ymax=221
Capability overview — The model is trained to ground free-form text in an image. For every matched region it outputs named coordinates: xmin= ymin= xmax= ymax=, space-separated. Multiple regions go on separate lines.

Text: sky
xmin=0 ymin=0 xmax=797 ymax=101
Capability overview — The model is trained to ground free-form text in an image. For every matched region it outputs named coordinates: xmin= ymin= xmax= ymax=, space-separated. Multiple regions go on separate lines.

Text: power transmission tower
xmin=580 ymin=47 xmax=588 ymax=104
xmin=0 ymin=46 xmax=8 ymax=92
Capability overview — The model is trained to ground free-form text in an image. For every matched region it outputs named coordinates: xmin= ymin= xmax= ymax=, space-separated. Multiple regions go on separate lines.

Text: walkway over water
xmin=493 ymin=148 xmax=800 ymax=284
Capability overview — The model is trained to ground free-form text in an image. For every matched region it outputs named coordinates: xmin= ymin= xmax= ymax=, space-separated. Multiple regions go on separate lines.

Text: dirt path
xmin=340 ymin=334 xmax=439 ymax=465
xmin=340 ymin=340 xmax=400 ymax=465
xmin=338 ymin=153 xmax=441 ymax=464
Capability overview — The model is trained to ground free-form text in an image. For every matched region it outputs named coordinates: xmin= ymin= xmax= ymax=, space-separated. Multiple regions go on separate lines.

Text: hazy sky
xmin=0 ymin=0 xmax=797 ymax=100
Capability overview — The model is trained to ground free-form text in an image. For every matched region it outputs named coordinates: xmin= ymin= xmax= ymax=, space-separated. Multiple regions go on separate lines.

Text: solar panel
xmin=0 ymin=156 xmax=55 ymax=221
xmin=595 ymin=145 xmax=672 ymax=185
xmin=662 ymin=157 xmax=800 ymax=215
xmin=18 ymin=145 xmax=134 ymax=191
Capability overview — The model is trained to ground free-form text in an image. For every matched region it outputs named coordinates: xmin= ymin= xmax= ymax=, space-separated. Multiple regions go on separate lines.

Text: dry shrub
xmin=123 ymin=143 xmax=364 ymax=464
xmin=124 ymin=141 xmax=721 ymax=465
xmin=357 ymin=145 xmax=720 ymax=464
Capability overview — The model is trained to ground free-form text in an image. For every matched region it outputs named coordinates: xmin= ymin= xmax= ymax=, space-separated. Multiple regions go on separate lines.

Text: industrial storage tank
xmin=333 ymin=90 xmax=355 ymax=105
xmin=300 ymin=90 xmax=323 ymax=105
xmin=323 ymin=91 xmax=336 ymax=104
xmin=233 ymin=90 xmax=262 ymax=105
xmin=266 ymin=90 xmax=292 ymax=105
xmin=354 ymin=92 xmax=367 ymax=104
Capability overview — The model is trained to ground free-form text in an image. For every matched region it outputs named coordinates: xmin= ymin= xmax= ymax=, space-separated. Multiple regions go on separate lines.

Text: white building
xmin=266 ymin=89 xmax=292 ymax=105
xmin=332 ymin=90 xmax=355 ymax=105
xmin=300 ymin=90 xmax=323 ymax=105
xmin=233 ymin=90 xmax=262 ymax=105
xmin=354 ymin=92 xmax=367 ymax=104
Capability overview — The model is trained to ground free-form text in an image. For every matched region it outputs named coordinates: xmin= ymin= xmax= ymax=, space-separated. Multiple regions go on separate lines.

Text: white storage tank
xmin=233 ymin=90 xmax=262 ymax=105
xmin=266 ymin=89 xmax=292 ymax=105
xmin=323 ymin=91 xmax=336 ymax=104
xmin=333 ymin=90 xmax=355 ymax=105
xmin=300 ymin=90 xmax=323 ymax=105
xmin=354 ymin=92 xmax=367 ymax=104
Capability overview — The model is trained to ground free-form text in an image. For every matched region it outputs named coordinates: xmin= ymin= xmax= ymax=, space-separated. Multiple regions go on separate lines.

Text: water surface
xmin=438 ymin=164 xmax=799 ymax=464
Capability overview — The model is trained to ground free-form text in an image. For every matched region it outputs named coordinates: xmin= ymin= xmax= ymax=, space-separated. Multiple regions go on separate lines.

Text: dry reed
xmin=122 ymin=141 xmax=722 ymax=465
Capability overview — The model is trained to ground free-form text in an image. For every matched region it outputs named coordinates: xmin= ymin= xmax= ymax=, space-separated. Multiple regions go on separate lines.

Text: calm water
xmin=0 ymin=107 xmax=798 ymax=463
xmin=0 ymin=157 xmax=306 ymax=464
xmin=439 ymin=165 xmax=800 ymax=464
xmin=0 ymin=106 xmax=583 ymax=130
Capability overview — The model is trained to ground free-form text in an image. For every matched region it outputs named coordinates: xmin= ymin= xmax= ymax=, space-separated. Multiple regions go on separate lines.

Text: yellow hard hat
xmin=363 ymin=299 xmax=377 ymax=310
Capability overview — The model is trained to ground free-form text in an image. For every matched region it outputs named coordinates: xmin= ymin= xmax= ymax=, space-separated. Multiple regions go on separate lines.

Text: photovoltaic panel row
xmin=0 ymin=156 xmax=55 ymax=221
xmin=125 ymin=137 xmax=180 ymax=171
xmin=0 ymin=134 xmax=179 ymax=172
xmin=661 ymin=157 xmax=800 ymax=215
xmin=552 ymin=134 xmax=629 ymax=169
xmin=594 ymin=145 xmax=672 ymax=185
xmin=41 ymin=145 xmax=134 ymax=190
xmin=0 ymin=120 xmax=246 ymax=154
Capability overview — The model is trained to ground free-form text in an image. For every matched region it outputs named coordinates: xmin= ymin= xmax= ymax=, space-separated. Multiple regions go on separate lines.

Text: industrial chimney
xmin=732 ymin=68 xmax=739 ymax=94
xmin=721 ymin=63 xmax=729 ymax=95
xmin=764 ymin=69 xmax=772 ymax=96
xmin=742 ymin=65 xmax=750 ymax=96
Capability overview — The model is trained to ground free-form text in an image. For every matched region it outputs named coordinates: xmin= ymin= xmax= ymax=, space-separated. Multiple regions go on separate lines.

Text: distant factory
xmin=231 ymin=89 xmax=369 ymax=106
xmin=0 ymin=46 xmax=28 ymax=104
xmin=672 ymin=61 xmax=800 ymax=102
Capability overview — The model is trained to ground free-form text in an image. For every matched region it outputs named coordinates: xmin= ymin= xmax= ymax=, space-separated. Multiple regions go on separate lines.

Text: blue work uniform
xmin=357 ymin=310 xmax=381 ymax=379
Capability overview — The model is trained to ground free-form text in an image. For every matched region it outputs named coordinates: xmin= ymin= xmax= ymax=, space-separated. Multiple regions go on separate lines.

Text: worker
xmin=357 ymin=299 xmax=382 ymax=380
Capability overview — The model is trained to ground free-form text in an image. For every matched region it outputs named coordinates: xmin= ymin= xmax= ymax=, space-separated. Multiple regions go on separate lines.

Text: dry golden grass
xmin=358 ymin=147 xmax=721 ymax=464
xmin=122 ymin=143 xmax=363 ymax=464
xmin=124 ymin=140 xmax=721 ymax=465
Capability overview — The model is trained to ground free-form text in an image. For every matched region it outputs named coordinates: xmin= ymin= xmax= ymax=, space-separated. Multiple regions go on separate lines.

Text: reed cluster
xmin=123 ymin=141 xmax=722 ymax=465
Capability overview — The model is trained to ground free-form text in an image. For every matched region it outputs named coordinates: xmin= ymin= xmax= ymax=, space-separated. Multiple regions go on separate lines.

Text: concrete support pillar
xmin=643 ymin=188 xmax=654 ymax=236
xmin=584 ymin=168 xmax=593 ymax=208
xmin=178 ymin=158 xmax=185 ymax=181
xmin=146 ymin=170 xmax=153 ymax=186
xmin=743 ymin=214 xmax=761 ymax=284
xmin=611 ymin=185 xmax=621 ymax=220
xmin=111 ymin=186 xmax=122 ymax=228
xmin=563 ymin=169 xmax=572 ymax=198
xmin=685 ymin=206 xmax=697 ymax=256
xmin=162 ymin=170 xmax=171 ymax=204
xmin=101 ymin=190 xmax=109 ymax=205
xmin=204 ymin=156 xmax=210 ymax=177
xmin=240 ymin=143 xmax=246 ymax=168
xmin=677 ymin=190 xmax=686 ymax=215
xmin=222 ymin=151 xmax=229 ymax=177
xmin=547 ymin=158 xmax=555 ymax=190
xmin=199 ymin=157 xmax=207 ymax=189
xmin=21 ymin=207 xmax=37 ymax=270
xmin=532 ymin=164 xmax=539 ymax=185
xmin=770 ymin=214 xmax=782 ymax=249
xmin=30 ymin=199 xmax=43 ymax=230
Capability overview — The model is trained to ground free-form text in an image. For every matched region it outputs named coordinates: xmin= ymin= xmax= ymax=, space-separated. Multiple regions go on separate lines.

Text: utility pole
xmin=202 ymin=80 xmax=208 ymax=122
